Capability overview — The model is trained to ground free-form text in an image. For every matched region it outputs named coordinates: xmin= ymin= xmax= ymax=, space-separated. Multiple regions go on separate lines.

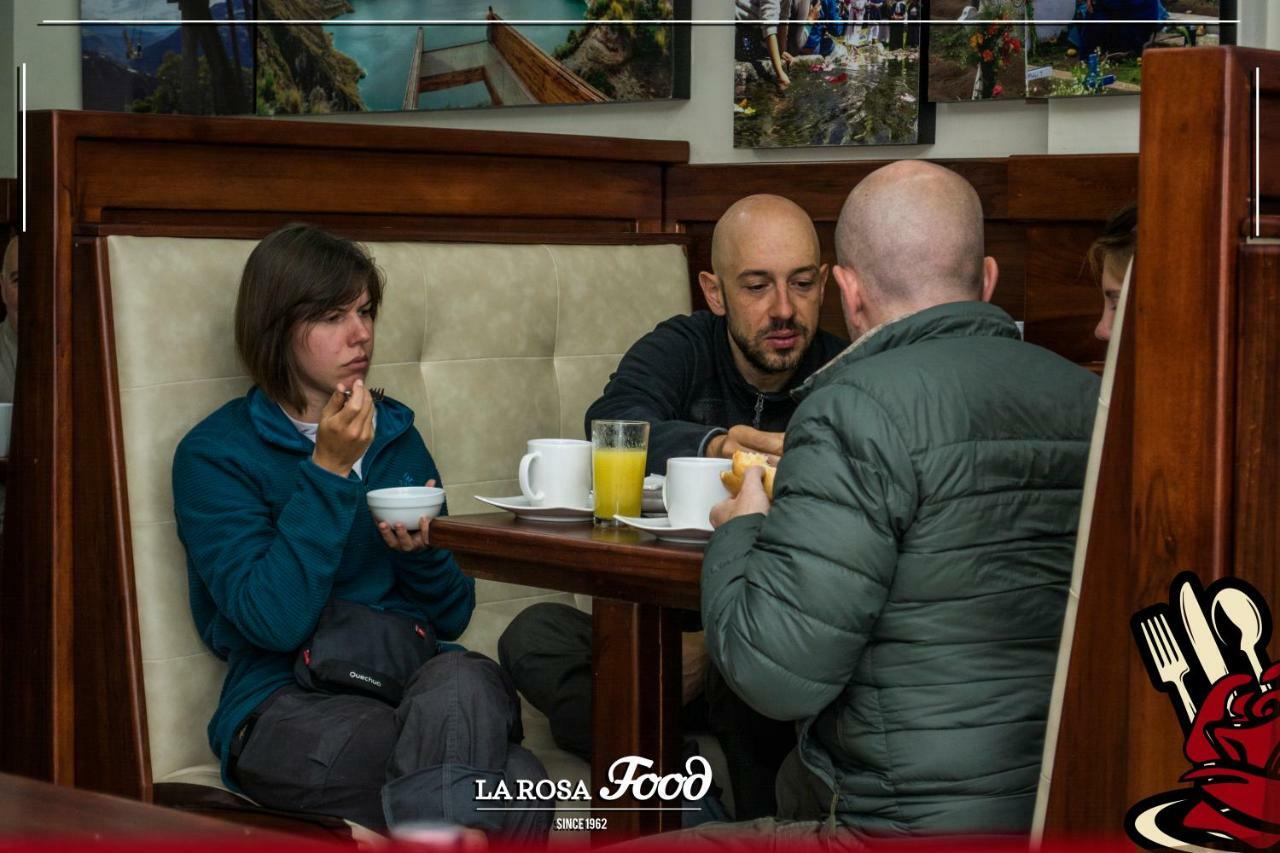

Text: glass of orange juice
xmin=590 ymin=419 xmax=649 ymax=526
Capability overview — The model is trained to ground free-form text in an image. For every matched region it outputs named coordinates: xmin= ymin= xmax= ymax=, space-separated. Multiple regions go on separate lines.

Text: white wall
xmin=12 ymin=0 xmax=80 ymax=112
xmin=0 ymin=1 xmax=13 ymax=177
xmin=0 ymin=0 xmax=1275 ymax=177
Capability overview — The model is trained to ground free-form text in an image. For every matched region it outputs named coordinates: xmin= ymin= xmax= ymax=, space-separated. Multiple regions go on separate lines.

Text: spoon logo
xmin=1126 ymin=572 xmax=1279 ymax=851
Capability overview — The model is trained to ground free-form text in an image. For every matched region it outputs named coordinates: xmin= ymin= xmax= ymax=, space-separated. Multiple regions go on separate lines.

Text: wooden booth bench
xmin=0 ymin=82 xmax=1158 ymax=839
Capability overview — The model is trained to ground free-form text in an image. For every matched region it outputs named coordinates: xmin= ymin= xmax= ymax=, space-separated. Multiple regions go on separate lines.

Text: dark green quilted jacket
xmin=701 ymin=301 xmax=1098 ymax=836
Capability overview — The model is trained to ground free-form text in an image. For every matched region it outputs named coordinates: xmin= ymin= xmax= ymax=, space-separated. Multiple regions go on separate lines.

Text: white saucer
xmin=613 ymin=515 xmax=714 ymax=545
xmin=475 ymin=495 xmax=593 ymax=523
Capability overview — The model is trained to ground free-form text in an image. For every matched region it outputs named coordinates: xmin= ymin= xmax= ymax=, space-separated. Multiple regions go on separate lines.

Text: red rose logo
xmin=1180 ymin=667 xmax=1280 ymax=848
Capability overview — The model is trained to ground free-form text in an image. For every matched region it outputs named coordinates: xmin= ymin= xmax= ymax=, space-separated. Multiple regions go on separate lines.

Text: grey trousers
xmin=232 ymin=650 xmax=552 ymax=842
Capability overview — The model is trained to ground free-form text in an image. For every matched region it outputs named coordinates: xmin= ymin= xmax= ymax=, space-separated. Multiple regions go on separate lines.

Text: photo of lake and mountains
xmin=255 ymin=0 xmax=688 ymax=115
xmin=734 ymin=1 xmax=929 ymax=149
xmin=81 ymin=0 xmax=255 ymax=114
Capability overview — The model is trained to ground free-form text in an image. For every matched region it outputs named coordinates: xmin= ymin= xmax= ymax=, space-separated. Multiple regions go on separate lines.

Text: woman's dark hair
xmin=1089 ymin=203 xmax=1138 ymax=280
xmin=235 ymin=224 xmax=384 ymax=413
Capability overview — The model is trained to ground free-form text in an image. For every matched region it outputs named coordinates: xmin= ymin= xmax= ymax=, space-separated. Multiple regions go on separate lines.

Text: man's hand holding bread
xmin=720 ymin=450 xmax=776 ymax=500
xmin=710 ymin=450 xmax=777 ymax=527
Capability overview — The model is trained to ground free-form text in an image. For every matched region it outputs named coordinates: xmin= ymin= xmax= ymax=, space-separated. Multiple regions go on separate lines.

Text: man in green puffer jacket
xmin=700 ymin=161 xmax=1100 ymax=840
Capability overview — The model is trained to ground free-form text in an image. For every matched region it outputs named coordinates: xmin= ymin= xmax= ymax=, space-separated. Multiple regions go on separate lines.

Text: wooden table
xmin=0 ymin=772 xmax=290 ymax=839
xmin=431 ymin=513 xmax=703 ymax=837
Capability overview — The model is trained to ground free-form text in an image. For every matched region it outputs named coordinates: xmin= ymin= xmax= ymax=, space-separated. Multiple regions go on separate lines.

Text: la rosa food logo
xmin=476 ymin=755 xmax=712 ymax=806
xmin=1127 ymin=572 xmax=1280 ymax=851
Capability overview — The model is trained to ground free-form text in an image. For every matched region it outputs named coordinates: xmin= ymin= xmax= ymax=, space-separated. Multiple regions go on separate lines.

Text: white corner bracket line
xmin=19 ymin=61 xmax=26 ymax=234
xmin=1257 ymin=66 xmax=1262 ymax=239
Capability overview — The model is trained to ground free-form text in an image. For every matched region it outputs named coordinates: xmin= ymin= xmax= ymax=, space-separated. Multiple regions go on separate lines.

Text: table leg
xmin=590 ymin=599 xmax=682 ymax=839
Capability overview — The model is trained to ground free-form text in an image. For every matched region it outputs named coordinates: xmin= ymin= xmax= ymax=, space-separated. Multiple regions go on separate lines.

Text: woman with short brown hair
xmin=173 ymin=223 xmax=550 ymax=839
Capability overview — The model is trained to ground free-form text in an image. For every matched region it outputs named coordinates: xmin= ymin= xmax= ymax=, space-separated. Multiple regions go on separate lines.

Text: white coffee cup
xmin=0 ymin=403 xmax=11 ymax=457
xmin=518 ymin=438 xmax=592 ymax=508
xmin=663 ymin=457 xmax=732 ymax=530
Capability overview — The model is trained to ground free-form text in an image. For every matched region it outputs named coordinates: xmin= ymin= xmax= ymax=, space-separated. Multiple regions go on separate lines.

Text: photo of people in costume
xmin=927 ymin=0 xmax=1026 ymax=100
xmin=734 ymin=0 xmax=927 ymax=148
xmin=1025 ymin=0 xmax=1231 ymax=97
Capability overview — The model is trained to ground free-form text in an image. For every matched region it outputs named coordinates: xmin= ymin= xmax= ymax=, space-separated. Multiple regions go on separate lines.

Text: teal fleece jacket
xmin=172 ymin=387 xmax=476 ymax=788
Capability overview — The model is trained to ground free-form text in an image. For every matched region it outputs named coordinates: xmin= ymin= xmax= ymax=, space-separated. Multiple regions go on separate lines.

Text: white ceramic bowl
xmin=367 ymin=486 xmax=446 ymax=531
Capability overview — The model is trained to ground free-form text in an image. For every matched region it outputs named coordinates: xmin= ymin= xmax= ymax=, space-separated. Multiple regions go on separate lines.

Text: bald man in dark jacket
xmin=501 ymin=196 xmax=847 ymax=822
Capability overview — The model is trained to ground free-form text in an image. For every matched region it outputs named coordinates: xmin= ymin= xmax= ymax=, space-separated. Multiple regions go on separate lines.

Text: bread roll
xmin=720 ymin=450 xmax=776 ymax=500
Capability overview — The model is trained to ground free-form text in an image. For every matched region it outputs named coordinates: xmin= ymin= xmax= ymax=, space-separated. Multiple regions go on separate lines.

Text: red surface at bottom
xmin=0 ymin=837 xmax=1147 ymax=852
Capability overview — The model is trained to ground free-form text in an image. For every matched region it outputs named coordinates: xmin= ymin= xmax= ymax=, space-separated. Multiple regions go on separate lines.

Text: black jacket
xmin=584 ymin=311 xmax=848 ymax=474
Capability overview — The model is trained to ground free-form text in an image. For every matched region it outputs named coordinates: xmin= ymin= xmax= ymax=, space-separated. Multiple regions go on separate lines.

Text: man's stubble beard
xmin=725 ymin=305 xmax=810 ymax=376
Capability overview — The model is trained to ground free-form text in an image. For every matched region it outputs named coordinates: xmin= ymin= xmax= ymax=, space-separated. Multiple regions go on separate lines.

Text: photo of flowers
xmin=927 ymin=0 xmax=1026 ymax=101
xmin=81 ymin=0 xmax=255 ymax=114
xmin=734 ymin=0 xmax=932 ymax=149
xmin=1024 ymin=0 xmax=1234 ymax=98
xmin=255 ymin=0 xmax=689 ymax=115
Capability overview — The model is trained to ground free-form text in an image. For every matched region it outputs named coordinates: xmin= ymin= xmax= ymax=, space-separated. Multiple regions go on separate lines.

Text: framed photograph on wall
xmin=733 ymin=0 xmax=935 ymax=149
xmin=927 ymin=0 xmax=1027 ymax=102
xmin=254 ymin=0 xmax=691 ymax=115
xmin=81 ymin=0 xmax=255 ymax=114
xmin=1024 ymin=0 xmax=1236 ymax=98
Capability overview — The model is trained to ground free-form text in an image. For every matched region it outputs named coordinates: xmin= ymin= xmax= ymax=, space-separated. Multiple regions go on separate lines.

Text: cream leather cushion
xmin=107 ymin=235 xmax=692 ymax=803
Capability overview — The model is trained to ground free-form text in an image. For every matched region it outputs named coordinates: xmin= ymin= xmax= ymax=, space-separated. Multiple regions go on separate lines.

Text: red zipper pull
xmin=303 ymin=648 xmax=311 ymax=665
xmin=415 ymin=625 xmax=426 ymax=639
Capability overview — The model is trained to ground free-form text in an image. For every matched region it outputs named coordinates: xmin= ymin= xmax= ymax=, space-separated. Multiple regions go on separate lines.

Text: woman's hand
xmin=312 ymin=379 xmax=376 ymax=477
xmin=377 ymin=479 xmax=437 ymax=553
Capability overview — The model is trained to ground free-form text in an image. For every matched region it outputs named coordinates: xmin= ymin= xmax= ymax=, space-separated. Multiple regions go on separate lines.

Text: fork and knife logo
xmin=1133 ymin=573 xmax=1273 ymax=728
xmin=1126 ymin=574 xmax=1278 ymax=851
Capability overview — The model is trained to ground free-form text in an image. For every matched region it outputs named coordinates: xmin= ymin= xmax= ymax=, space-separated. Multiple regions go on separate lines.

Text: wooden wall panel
xmin=985 ymin=221 xmax=1027 ymax=323
xmin=48 ymin=110 xmax=689 ymax=163
xmin=1261 ymin=93 xmax=1280 ymax=203
xmin=666 ymin=159 xmax=1009 ymax=222
xmin=77 ymin=142 xmax=664 ymax=223
xmin=95 ymin=211 xmax=640 ymax=234
xmin=0 ymin=178 xmax=15 ymax=230
xmin=814 ymin=224 xmax=846 ymax=339
xmin=1008 ymin=156 xmax=1139 ymax=221
xmin=1023 ymin=224 xmax=1108 ymax=365
xmin=1234 ymin=245 xmax=1280 ymax=617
